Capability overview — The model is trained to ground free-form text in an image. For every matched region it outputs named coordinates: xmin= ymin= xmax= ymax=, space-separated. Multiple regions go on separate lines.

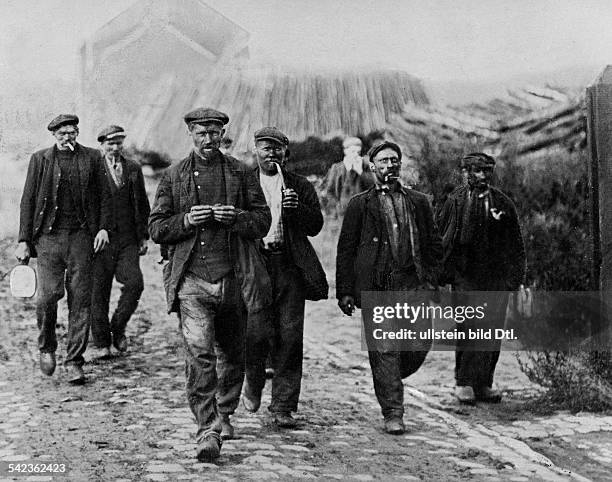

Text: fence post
xmin=586 ymin=66 xmax=612 ymax=368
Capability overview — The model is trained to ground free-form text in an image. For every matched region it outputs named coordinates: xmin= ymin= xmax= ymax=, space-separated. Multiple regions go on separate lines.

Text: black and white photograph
xmin=1 ymin=0 xmax=612 ymax=480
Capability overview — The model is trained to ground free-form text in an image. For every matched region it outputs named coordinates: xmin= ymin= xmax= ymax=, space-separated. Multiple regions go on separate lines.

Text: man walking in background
xmin=323 ymin=136 xmax=375 ymax=216
xmin=437 ymin=152 xmax=525 ymax=404
xmin=336 ymin=141 xmax=442 ymax=435
xmin=15 ymin=114 xmax=112 ymax=384
xmin=242 ymin=127 xmax=327 ymax=428
xmin=89 ymin=125 xmax=150 ymax=358
xmin=149 ymin=108 xmax=270 ymax=462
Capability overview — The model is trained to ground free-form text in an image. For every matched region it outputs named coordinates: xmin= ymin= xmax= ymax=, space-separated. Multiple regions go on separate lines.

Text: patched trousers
xmin=178 ymin=272 xmax=246 ymax=442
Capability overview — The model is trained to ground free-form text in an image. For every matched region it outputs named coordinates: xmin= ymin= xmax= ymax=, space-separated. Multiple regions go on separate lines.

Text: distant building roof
xmin=83 ymin=0 xmax=249 ymax=68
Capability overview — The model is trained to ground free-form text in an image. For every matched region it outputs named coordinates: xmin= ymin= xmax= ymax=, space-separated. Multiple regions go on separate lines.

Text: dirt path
xmin=1 ymin=240 xmax=611 ymax=481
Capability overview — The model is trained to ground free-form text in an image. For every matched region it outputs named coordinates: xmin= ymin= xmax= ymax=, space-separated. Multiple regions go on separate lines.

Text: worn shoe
xmin=219 ymin=414 xmax=234 ymax=440
xmin=112 ymin=334 xmax=128 ymax=353
xmin=384 ymin=417 xmax=405 ymax=435
xmin=65 ymin=364 xmax=85 ymax=385
xmin=273 ymin=412 xmax=297 ymax=428
xmin=39 ymin=352 xmax=56 ymax=376
xmin=475 ymin=386 xmax=503 ymax=403
xmin=88 ymin=346 xmax=112 ymax=360
xmin=242 ymin=383 xmax=262 ymax=413
xmin=196 ymin=433 xmax=222 ymax=462
xmin=454 ymin=386 xmax=476 ymax=404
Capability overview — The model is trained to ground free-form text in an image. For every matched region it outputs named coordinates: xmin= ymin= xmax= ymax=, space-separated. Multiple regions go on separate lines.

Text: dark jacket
xmin=336 ymin=186 xmax=442 ymax=307
xmin=19 ymin=143 xmax=113 ymax=256
xmin=437 ymin=185 xmax=525 ymax=290
xmin=149 ymin=151 xmax=272 ymax=313
xmin=257 ymin=168 xmax=328 ymax=301
xmin=102 ymin=155 xmax=151 ymax=243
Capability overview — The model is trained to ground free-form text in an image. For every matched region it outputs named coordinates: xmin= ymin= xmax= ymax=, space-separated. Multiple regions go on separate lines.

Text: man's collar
xmin=469 ymin=185 xmax=490 ymax=198
xmin=105 ymin=155 xmax=122 ymax=165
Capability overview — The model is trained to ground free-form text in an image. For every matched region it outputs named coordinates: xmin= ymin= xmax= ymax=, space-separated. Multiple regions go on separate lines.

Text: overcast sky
xmin=0 ymin=0 xmax=610 ymax=85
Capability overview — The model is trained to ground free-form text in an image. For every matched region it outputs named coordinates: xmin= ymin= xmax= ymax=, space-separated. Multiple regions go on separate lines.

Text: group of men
xmin=15 ymin=115 xmax=150 ymax=384
xmin=16 ymin=107 xmax=525 ymax=463
xmin=148 ymin=108 xmax=328 ymax=460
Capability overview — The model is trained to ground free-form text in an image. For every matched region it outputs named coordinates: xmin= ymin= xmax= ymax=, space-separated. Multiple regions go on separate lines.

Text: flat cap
xmin=47 ymin=114 xmax=79 ymax=132
xmin=97 ymin=125 xmax=126 ymax=143
xmin=368 ymin=140 xmax=402 ymax=162
xmin=254 ymin=126 xmax=289 ymax=146
xmin=184 ymin=107 xmax=229 ymax=126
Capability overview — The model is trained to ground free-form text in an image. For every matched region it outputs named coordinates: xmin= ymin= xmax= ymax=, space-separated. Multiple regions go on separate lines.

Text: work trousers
xmin=178 ymin=272 xmax=246 ymax=442
xmin=453 ymin=278 xmax=509 ymax=388
xmin=245 ymin=252 xmax=305 ymax=413
xmin=91 ymin=238 xmax=144 ymax=348
xmin=368 ymin=269 xmax=431 ymax=420
xmin=35 ymin=229 xmax=93 ymax=367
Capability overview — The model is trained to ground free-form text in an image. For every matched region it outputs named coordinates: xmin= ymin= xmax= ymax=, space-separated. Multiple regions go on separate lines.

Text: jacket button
xmin=373 ymin=237 xmax=378 ymax=242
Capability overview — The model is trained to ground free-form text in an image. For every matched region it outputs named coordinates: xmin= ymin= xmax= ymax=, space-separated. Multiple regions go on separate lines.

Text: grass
xmin=0 ymin=152 xmax=27 ymax=239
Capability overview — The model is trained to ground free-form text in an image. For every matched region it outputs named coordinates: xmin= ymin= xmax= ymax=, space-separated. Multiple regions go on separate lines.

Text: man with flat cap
xmin=437 ymin=152 xmax=525 ymax=404
xmin=89 ymin=126 xmax=150 ymax=358
xmin=149 ymin=108 xmax=271 ymax=461
xmin=242 ymin=127 xmax=327 ymax=428
xmin=15 ymin=114 xmax=112 ymax=384
xmin=336 ymin=141 xmax=442 ymax=434
xmin=323 ymin=136 xmax=375 ymax=216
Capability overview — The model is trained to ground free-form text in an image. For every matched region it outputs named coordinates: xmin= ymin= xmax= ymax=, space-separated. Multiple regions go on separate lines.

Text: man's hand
xmin=186 ymin=205 xmax=213 ymax=227
xmin=212 ymin=205 xmax=237 ymax=225
xmin=15 ymin=242 xmax=31 ymax=264
xmin=94 ymin=229 xmax=109 ymax=253
xmin=338 ymin=295 xmax=355 ymax=316
xmin=138 ymin=240 xmax=148 ymax=256
xmin=282 ymin=188 xmax=299 ymax=210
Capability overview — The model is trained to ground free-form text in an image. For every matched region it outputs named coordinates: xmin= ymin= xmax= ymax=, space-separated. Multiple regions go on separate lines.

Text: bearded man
xmin=437 ymin=153 xmax=525 ymax=404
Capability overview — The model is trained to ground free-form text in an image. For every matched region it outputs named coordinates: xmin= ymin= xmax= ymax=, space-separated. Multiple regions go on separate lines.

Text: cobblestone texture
xmin=0 ymin=243 xmax=611 ymax=481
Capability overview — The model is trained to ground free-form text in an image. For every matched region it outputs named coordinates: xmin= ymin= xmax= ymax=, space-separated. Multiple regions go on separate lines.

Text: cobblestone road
xmin=1 ymin=245 xmax=611 ymax=481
